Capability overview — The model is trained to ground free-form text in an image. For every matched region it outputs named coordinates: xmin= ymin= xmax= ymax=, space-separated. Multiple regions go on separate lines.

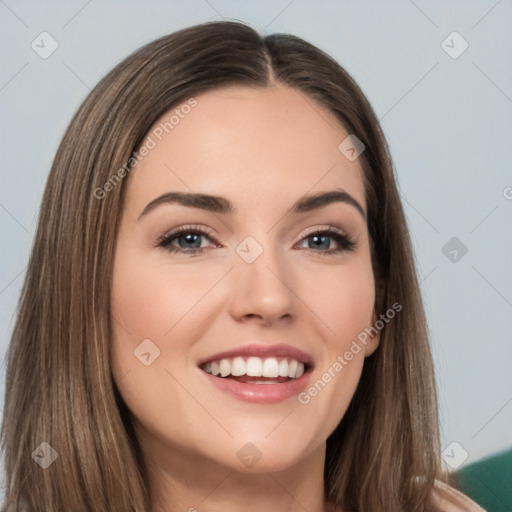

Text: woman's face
xmin=111 ymin=83 xmax=379 ymax=474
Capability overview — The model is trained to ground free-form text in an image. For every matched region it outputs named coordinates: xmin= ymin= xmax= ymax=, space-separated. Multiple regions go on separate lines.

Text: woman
xmin=0 ymin=21 xmax=485 ymax=511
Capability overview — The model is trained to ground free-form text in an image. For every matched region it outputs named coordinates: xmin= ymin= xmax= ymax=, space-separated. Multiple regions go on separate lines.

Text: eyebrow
xmin=138 ymin=188 xmax=366 ymax=221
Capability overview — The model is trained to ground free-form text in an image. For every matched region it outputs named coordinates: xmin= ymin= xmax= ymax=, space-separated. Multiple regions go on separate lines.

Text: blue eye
xmin=156 ymin=226 xmax=356 ymax=256
xmin=299 ymin=230 xmax=356 ymax=255
xmin=156 ymin=226 xmax=215 ymax=256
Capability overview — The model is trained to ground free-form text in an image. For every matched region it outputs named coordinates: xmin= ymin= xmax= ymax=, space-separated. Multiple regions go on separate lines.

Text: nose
xmin=228 ymin=241 xmax=297 ymax=326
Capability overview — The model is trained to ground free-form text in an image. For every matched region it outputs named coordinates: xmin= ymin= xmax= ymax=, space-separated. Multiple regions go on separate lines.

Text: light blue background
xmin=1 ymin=0 xmax=511 ymax=490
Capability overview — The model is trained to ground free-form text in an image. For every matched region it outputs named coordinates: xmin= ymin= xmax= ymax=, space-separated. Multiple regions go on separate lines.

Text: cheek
xmin=299 ymin=257 xmax=376 ymax=345
xmin=110 ymin=248 xmax=218 ymax=343
xmin=109 ymin=245 xmax=228 ymax=410
xmin=109 ymin=248 xmax=217 ymax=444
xmin=294 ymin=254 xmax=375 ymax=424
xmin=109 ymin=248 xmax=197 ymax=390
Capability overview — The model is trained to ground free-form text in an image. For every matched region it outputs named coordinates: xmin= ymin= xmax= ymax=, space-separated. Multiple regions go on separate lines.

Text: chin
xmin=208 ymin=437 xmax=318 ymax=474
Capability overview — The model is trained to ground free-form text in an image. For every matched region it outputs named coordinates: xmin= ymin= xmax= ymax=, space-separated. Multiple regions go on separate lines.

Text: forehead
xmin=124 ymin=84 xmax=366 ymax=217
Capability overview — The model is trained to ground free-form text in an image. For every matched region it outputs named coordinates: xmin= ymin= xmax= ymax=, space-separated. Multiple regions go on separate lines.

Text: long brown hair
xmin=1 ymin=21 xmax=447 ymax=511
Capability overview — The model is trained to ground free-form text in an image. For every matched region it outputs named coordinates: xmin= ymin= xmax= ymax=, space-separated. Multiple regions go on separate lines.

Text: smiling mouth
xmin=200 ymin=356 xmax=311 ymax=384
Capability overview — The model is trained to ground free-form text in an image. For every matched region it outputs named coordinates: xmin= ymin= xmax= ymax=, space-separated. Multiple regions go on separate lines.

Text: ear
xmin=364 ymin=309 xmax=381 ymax=357
xmin=365 ymin=282 xmax=386 ymax=356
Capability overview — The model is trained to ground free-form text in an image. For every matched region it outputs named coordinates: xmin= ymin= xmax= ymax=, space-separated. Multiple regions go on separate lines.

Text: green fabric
xmin=455 ymin=447 xmax=512 ymax=512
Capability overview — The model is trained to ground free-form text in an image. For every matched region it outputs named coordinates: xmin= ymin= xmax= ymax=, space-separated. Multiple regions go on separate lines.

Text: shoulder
xmin=432 ymin=480 xmax=487 ymax=511
xmin=324 ymin=480 xmax=486 ymax=512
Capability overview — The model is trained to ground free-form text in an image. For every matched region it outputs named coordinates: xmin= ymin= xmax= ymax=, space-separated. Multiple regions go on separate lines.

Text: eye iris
xmin=310 ymin=234 xmax=330 ymax=250
xmin=178 ymin=233 xmax=201 ymax=248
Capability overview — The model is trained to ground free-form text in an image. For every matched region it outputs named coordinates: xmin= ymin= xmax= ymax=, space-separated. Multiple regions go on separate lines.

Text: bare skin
xmin=111 ymin=83 xmax=379 ymax=512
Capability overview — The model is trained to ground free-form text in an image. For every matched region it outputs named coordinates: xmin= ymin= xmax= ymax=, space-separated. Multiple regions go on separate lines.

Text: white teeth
xmin=211 ymin=361 xmax=220 ymax=376
xmin=278 ymin=359 xmax=289 ymax=377
xmin=219 ymin=359 xmax=230 ymax=377
xmin=287 ymin=359 xmax=298 ymax=378
xmin=201 ymin=356 xmax=307 ymax=379
xmin=262 ymin=357 xmax=279 ymax=378
xmin=246 ymin=357 xmax=262 ymax=377
xmin=231 ymin=356 xmax=245 ymax=376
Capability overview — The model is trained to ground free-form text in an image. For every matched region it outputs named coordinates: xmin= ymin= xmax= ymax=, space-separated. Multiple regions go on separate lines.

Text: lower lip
xmin=198 ymin=368 xmax=312 ymax=404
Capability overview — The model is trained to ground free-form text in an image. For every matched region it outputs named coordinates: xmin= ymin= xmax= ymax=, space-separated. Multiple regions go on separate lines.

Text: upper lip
xmin=198 ymin=343 xmax=314 ymax=367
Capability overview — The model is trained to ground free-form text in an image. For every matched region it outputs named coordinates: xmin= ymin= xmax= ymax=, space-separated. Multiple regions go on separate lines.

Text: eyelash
xmin=156 ymin=224 xmax=356 ymax=257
